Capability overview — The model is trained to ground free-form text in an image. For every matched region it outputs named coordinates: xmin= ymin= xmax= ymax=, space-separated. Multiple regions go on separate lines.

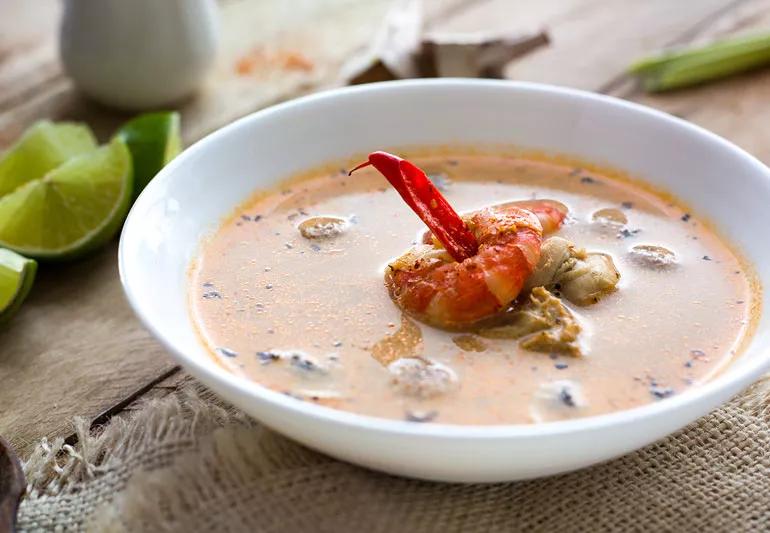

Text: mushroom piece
xmin=529 ymin=380 xmax=588 ymax=422
xmin=629 ymin=244 xmax=677 ymax=269
xmin=388 ymin=357 xmax=458 ymax=399
xmin=525 ymin=237 xmax=621 ymax=305
xmin=591 ymin=207 xmax=628 ymax=226
xmin=523 ymin=237 xmax=575 ymax=292
xmin=558 ymin=252 xmax=620 ymax=305
xmin=479 ymin=287 xmax=583 ymax=357
xmin=298 ymin=216 xmax=349 ymax=239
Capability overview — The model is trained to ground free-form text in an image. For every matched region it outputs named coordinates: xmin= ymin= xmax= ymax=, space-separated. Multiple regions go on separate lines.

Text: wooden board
xmin=447 ymin=0 xmax=738 ymax=90
xmin=3 ymin=0 xmax=770 ymax=458
xmin=0 ymin=0 xmax=490 ymax=455
xmin=0 ymin=0 xmax=395 ymax=455
xmin=0 ymin=242 xmax=182 ymax=452
xmin=617 ymin=0 xmax=770 ymax=164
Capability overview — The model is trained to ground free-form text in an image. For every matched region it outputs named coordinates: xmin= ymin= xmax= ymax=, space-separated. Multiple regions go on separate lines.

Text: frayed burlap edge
xmin=17 ymin=377 xmax=770 ymax=533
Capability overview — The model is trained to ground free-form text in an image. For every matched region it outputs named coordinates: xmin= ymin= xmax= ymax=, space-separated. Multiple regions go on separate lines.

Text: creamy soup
xmin=190 ymin=151 xmax=757 ymax=425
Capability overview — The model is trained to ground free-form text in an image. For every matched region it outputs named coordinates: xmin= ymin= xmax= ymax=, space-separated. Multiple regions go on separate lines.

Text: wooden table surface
xmin=2 ymin=0 xmax=769 ymax=458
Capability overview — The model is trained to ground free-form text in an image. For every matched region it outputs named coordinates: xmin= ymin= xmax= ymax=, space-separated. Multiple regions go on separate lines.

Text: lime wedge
xmin=0 ymin=138 xmax=133 ymax=259
xmin=116 ymin=111 xmax=181 ymax=198
xmin=0 ymin=248 xmax=36 ymax=324
xmin=0 ymin=121 xmax=96 ymax=197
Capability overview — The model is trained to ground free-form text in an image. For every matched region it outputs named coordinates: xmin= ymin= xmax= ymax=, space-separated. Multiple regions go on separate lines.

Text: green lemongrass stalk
xmin=629 ymin=32 xmax=770 ymax=92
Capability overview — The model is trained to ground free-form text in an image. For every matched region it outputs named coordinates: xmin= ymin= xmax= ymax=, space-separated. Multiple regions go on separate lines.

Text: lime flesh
xmin=0 ymin=248 xmax=37 ymax=324
xmin=0 ymin=138 xmax=133 ymax=259
xmin=0 ymin=121 xmax=96 ymax=197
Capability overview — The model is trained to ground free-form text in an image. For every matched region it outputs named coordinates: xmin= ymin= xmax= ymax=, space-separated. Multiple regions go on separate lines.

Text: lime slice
xmin=0 ymin=138 xmax=133 ymax=259
xmin=0 ymin=121 xmax=96 ymax=197
xmin=116 ymin=111 xmax=181 ymax=198
xmin=0 ymin=248 xmax=36 ymax=324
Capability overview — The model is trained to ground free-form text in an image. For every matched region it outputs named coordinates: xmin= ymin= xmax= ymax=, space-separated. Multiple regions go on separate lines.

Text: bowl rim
xmin=119 ymin=78 xmax=770 ymax=439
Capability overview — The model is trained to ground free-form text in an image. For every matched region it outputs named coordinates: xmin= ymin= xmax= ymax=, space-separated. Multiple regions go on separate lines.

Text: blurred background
xmin=2 ymin=0 xmax=769 ymax=160
xmin=2 ymin=3 xmax=770 ymax=526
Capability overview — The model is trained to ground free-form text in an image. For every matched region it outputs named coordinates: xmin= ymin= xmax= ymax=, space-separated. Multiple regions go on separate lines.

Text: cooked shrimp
xmin=348 ymin=151 xmax=568 ymax=329
xmin=387 ymin=201 xmax=567 ymax=329
xmin=421 ymin=199 xmax=568 ymax=247
xmin=498 ymin=199 xmax=569 ymax=234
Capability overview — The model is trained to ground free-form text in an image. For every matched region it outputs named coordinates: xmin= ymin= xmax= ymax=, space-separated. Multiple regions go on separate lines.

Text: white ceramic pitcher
xmin=59 ymin=0 xmax=219 ymax=110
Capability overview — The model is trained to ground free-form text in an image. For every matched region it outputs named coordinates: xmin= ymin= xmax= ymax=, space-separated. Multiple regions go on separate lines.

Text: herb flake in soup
xmin=190 ymin=150 xmax=758 ymax=425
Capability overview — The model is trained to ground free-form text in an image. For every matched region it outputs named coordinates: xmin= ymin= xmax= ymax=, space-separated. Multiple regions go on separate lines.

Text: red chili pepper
xmin=349 ymin=151 xmax=479 ymax=262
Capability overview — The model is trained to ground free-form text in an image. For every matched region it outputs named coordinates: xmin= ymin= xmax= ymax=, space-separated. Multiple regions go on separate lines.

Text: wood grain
xmin=437 ymin=0 xmax=740 ymax=91
xmin=617 ymin=0 xmax=770 ymax=164
xmin=0 ymin=0 xmax=393 ymax=456
xmin=94 ymin=0 xmax=770 ymax=429
xmin=0 ymin=243 xmax=177 ymax=454
xmin=507 ymin=0 xmax=742 ymax=90
xmin=3 ymin=0 xmax=770 ymax=460
xmin=0 ymin=0 xmax=481 ymax=457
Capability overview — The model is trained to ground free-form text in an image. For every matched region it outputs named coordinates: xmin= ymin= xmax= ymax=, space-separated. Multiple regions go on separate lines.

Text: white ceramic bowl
xmin=119 ymin=80 xmax=770 ymax=482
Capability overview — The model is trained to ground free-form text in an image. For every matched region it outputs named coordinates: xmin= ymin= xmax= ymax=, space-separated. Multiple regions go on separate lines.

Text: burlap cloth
xmin=16 ymin=378 xmax=770 ymax=532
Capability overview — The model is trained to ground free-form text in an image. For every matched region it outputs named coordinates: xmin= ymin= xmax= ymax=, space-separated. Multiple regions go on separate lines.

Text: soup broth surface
xmin=190 ymin=152 xmax=756 ymax=424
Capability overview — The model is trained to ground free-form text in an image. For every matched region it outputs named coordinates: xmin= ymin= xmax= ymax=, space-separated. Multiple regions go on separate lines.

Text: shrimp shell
xmin=386 ymin=200 xmax=568 ymax=330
